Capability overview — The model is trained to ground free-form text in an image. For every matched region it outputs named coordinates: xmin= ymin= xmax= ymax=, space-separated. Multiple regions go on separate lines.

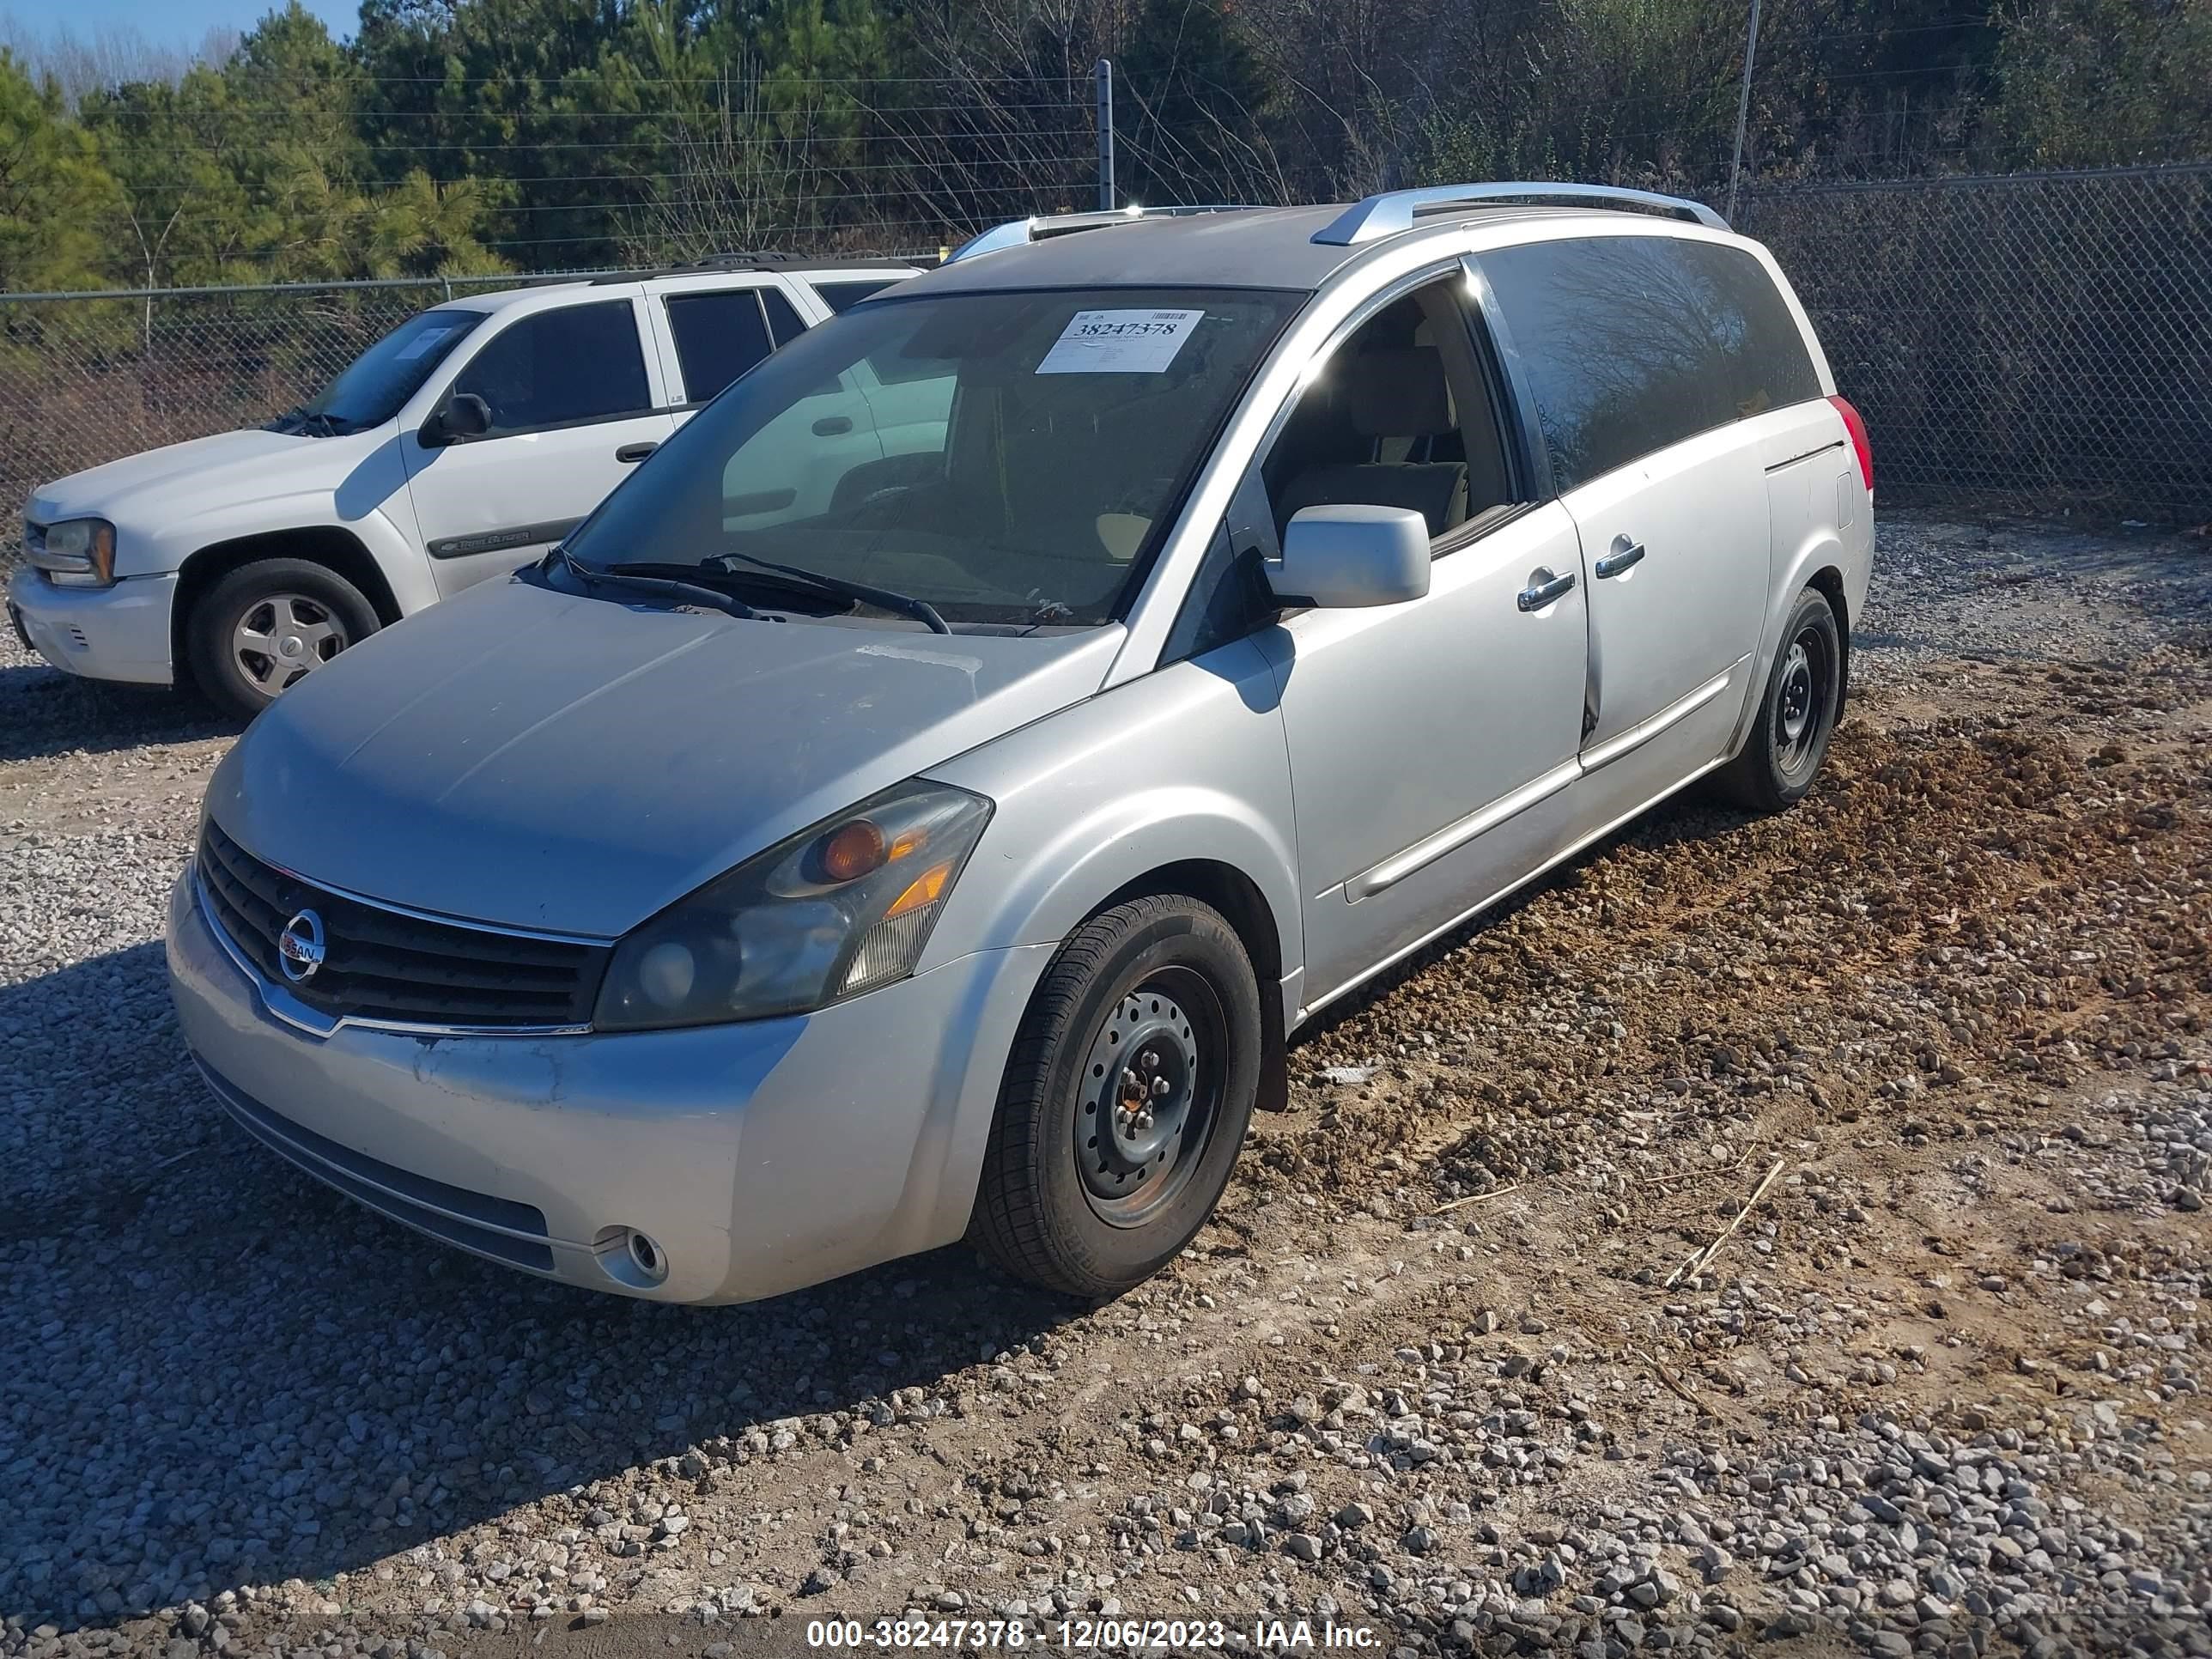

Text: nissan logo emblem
xmin=277 ymin=909 xmax=326 ymax=983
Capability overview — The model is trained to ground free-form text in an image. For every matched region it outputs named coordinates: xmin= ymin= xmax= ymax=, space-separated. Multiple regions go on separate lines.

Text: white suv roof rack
xmin=945 ymin=204 xmax=1258 ymax=264
xmin=1313 ymin=181 xmax=1728 ymax=245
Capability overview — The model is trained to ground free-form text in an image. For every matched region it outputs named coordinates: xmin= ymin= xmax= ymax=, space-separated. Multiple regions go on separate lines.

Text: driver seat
xmin=1277 ymin=347 xmax=1468 ymax=538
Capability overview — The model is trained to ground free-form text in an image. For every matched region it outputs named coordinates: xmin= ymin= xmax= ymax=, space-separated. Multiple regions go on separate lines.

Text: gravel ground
xmin=2 ymin=513 xmax=2208 ymax=1659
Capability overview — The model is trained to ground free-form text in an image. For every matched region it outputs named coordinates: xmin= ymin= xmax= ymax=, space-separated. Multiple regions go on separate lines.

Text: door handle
xmin=811 ymin=416 xmax=854 ymax=437
xmin=1517 ymin=568 xmax=1577 ymax=612
xmin=615 ymin=441 xmax=659 ymax=464
xmin=1595 ymin=539 xmax=1646 ymax=579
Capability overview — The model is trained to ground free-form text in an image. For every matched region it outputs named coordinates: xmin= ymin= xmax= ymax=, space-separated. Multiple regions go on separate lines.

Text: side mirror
xmin=1267 ymin=504 xmax=1431 ymax=608
xmin=428 ymin=391 xmax=491 ymax=445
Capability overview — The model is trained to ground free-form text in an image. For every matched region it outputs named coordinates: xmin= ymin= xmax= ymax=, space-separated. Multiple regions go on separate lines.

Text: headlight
xmin=30 ymin=518 xmax=118 ymax=587
xmin=593 ymin=781 xmax=993 ymax=1030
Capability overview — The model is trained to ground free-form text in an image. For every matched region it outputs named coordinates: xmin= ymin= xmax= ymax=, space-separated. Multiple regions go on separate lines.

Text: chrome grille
xmin=198 ymin=819 xmax=609 ymax=1030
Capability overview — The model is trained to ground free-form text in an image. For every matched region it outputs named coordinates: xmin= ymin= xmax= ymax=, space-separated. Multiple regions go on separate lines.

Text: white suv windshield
xmin=561 ymin=287 xmax=1305 ymax=628
xmin=285 ymin=307 xmax=487 ymax=434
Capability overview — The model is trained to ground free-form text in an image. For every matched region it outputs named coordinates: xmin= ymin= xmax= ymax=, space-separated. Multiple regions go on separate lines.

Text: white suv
xmin=9 ymin=257 xmax=920 ymax=716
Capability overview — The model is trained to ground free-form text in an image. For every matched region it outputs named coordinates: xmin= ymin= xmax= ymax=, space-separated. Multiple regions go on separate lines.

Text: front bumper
xmin=6 ymin=565 xmax=177 ymax=686
xmin=165 ymin=867 xmax=1052 ymax=1304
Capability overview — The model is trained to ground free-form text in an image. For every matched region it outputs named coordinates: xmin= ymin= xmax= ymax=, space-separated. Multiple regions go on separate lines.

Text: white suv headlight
xmin=593 ymin=781 xmax=993 ymax=1030
xmin=29 ymin=518 xmax=118 ymax=587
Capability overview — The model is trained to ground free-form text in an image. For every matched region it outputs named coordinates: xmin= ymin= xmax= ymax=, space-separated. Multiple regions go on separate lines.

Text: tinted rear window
xmin=815 ymin=277 xmax=900 ymax=313
xmin=665 ymin=289 xmax=776 ymax=403
xmin=760 ymin=286 xmax=807 ymax=346
xmin=1480 ymin=236 xmax=1823 ymax=489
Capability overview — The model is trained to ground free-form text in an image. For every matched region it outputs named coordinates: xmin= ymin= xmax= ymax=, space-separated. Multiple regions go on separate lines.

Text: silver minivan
xmin=166 ymin=185 xmax=1874 ymax=1304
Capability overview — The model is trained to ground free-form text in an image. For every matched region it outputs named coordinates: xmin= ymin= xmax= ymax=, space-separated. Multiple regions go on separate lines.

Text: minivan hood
xmin=29 ymin=426 xmax=374 ymax=531
xmin=207 ymin=576 xmax=1121 ymax=937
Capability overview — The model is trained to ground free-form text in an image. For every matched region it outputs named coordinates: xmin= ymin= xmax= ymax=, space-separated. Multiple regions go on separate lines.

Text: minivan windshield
xmin=276 ymin=307 xmax=488 ymax=434
xmin=559 ymin=286 xmax=1305 ymax=628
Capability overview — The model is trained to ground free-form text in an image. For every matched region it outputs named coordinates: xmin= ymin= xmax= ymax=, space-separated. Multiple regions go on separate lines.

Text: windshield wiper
xmin=712 ymin=550 xmax=951 ymax=635
xmin=543 ymin=547 xmax=759 ymax=621
xmin=601 ymin=561 xmax=853 ymax=612
xmin=267 ymin=406 xmax=350 ymax=437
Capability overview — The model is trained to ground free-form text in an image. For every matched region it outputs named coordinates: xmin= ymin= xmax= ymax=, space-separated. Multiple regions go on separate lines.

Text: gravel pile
xmin=1 ymin=512 xmax=2206 ymax=1659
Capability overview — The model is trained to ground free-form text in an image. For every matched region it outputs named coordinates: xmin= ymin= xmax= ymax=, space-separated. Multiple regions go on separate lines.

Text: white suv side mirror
xmin=1267 ymin=504 xmax=1431 ymax=608
xmin=426 ymin=391 xmax=492 ymax=446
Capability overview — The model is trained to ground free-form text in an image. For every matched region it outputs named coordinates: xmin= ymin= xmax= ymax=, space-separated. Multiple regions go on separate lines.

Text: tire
xmin=185 ymin=558 xmax=380 ymax=720
xmin=970 ymin=894 xmax=1263 ymax=1299
xmin=1718 ymin=586 xmax=1844 ymax=813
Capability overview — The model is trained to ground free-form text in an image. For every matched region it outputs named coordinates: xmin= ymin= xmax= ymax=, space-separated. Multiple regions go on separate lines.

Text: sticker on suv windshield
xmin=397 ymin=325 xmax=458 ymax=361
xmin=1036 ymin=309 xmax=1203 ymax=375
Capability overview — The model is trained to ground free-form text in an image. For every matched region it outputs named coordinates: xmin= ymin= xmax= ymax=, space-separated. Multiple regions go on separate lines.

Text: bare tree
xmin=621 ymin=63 xmax=814 ymax=263
xmin=880 ymin=0 xmax=1111 ymax=234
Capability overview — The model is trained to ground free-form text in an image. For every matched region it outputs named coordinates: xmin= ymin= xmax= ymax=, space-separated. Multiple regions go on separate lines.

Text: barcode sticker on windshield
xmin=397 ymin=325 xmax=456 ymax=361
xmin=1036 ymin=309 xmax=1203 ymax=375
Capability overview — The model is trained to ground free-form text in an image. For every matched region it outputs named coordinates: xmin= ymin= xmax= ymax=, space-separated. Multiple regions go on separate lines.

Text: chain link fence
xmin=1738 ymin=163 xmax=2212 ymax=523
xmin=3 ymin=163 xmax=2208 ymax=556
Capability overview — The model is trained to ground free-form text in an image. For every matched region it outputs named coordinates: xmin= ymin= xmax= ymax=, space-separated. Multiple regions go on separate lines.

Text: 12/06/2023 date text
xmin=805 ymin=1618 xmax=1381 ymax=1650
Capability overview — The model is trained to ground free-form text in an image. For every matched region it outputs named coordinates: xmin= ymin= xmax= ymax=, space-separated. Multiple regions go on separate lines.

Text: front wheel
xmin=970 ymin=895 xmax=1261 ymax=1299
xmin=186 ymin=557 xmax=380 ymax=720
xmin=1718 ymin=586 xmax=1844 ymax=813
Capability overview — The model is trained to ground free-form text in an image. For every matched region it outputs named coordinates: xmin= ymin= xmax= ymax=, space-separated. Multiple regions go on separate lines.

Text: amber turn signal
xmin=884 ymin=861 xmax=952 ymax=920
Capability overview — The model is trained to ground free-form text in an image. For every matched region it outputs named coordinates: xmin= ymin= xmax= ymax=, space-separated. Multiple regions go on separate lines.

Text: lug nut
xmin=1152 ymin=1077 xmax=1170 ymax=1097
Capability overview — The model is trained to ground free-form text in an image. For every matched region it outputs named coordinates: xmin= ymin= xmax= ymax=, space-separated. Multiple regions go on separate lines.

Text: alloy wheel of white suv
xmin=187 ymin=557 xmax=381 ymax=720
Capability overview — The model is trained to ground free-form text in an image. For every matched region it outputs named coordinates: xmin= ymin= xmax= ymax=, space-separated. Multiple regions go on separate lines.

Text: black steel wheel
xmin=1076 ymin=971 xmax=1227 ymax=1228
xmin=971 ymin=894 xmax=1261 ymax=1299
xmin=1719 ymin=586 xmax=1844 ymax=813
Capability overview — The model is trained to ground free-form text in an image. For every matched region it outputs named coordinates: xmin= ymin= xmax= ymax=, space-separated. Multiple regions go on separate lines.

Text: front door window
xmin=453 ymin=301 xmax=653 ymax=437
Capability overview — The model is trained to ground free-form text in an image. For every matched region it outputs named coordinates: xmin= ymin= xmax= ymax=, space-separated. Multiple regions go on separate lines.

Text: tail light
xmin=1829 ymin=394 xmax=1872 ymax=497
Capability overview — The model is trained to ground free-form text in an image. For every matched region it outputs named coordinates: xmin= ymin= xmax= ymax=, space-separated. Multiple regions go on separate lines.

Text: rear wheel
xmin=186 ymin=558 xmax=380 ymax=720
xmin=1718 ymin=586 xmax=1844 ymax=813
xmin=970 ymin=895 xmax=1261 ymax=1299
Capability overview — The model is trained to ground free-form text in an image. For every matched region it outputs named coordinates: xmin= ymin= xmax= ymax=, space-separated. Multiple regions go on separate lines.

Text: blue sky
xmin=35 ymin=0 xmax=356 ymax=45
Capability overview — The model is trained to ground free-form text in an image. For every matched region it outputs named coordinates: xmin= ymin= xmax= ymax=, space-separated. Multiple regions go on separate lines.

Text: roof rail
xmin=1312 ymin=182 xmax=1728 ymax=246
xmin=944 ymin=204 xmax=1256 ymax=264
xmin=586 ymin=252 xmax=923 ymax=286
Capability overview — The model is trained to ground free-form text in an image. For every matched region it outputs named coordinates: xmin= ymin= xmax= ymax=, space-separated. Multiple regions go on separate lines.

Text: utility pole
xmin=1096 ymin=58 xmax=1115 ymax=211
xmin=1725 ymin=0 xmax=1763 ymax=223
